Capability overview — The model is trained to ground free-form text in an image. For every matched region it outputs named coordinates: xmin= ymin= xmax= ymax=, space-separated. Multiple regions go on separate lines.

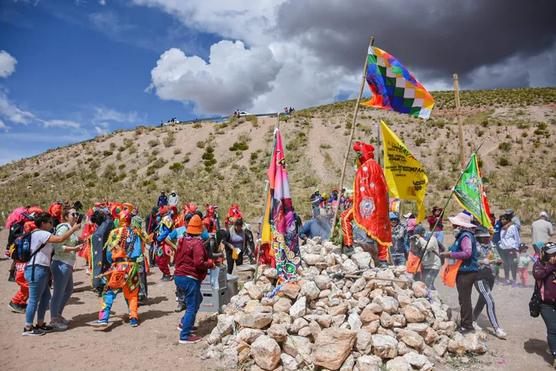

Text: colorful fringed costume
xmin=341 ymin=141 xmax=392 ymax=262
xmin=155 ymin=212 xmax=176 ymax=277
xmin=98 ymin=214 xmax=148 ymax=325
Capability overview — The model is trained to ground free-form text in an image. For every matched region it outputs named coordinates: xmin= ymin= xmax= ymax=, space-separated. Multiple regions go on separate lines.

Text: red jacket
xmin=174 ymin=236 xmax=212 ymax=281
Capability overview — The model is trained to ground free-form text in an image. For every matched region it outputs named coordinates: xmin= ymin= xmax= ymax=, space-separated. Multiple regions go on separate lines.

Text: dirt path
xmin=0 ymin=227 xmax=553 ymax=370
xmin=0 ymin=229 xmax=218 ymax=371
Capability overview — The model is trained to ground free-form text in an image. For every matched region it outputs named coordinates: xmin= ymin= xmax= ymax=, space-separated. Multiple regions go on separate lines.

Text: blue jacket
xmin=299 ymin=218 xmax=331 ymax=240
xmin=450 ymin=230 xmax=479 ymax=272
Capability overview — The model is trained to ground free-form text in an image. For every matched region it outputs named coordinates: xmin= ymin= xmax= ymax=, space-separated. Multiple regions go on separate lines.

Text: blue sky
xmin=1 ymin=0 xmax=554 ymax=164
xmin=0 ymin=1 xmax=220 ymax=164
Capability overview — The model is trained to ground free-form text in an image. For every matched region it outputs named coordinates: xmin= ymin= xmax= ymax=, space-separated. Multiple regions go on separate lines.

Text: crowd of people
xmin=3 ymin=194 xmax=556 ymax=364
xmin=4 ymin=194 xmax=256 ymax=343
xmin=299 ymin=191 xmax=555 ymax=365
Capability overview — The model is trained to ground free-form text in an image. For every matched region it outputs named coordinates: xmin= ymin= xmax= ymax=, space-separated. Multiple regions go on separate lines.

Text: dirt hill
xmin=1 ymin=87 xmax=555 ymax=225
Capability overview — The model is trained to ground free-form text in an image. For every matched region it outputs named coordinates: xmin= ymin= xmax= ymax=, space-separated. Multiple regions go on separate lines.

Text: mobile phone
xmin=77 ymin=213 xmax=84 ymax=224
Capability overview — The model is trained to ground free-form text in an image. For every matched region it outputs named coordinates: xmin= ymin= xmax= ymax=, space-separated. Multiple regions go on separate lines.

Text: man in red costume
xmin=340 ymin=141 xmax=392 ymax=267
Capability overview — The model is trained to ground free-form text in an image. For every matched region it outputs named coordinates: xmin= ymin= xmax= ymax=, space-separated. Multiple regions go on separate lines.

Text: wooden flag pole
xmin=330 ymin=36 xmax=375 ymax=238
xmin=414 ymin=139 xmax=485 ymax=271
xmin=453 ymin=73 xmax=465 ymax=168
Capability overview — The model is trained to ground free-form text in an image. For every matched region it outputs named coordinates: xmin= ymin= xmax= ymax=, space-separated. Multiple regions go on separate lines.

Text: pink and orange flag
xmin=261 ymin=128 xmax=300 ymax=282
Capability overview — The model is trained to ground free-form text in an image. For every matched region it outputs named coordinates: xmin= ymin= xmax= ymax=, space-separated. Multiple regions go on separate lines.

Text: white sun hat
xmin=448 ymin=212 xmax=476 ymax=229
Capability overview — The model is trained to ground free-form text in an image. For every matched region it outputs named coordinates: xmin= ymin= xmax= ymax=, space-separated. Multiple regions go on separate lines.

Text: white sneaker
xmin=50 ymin=320 xmax=68 ymax=331
xmin=472 ymin=321 xmax=483 ymax=331
xmin=495 ymin=328 xmax=507 ymax=340
xmin=58 ymin=316 xmax=70 ymax=325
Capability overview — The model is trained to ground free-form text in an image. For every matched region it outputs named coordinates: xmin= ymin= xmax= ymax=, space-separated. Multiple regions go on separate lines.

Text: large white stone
xmin=251 ymin=335 xmax=281 ymax=370
xmin=289 ymin=296 xmax=307 ymax=319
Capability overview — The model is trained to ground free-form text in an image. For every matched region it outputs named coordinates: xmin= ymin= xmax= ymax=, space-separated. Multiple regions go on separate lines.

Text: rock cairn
xmin=205 ymin=238 xmax=488 ymax=371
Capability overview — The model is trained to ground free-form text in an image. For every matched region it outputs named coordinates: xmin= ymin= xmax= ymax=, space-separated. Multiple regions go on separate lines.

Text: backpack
xmin=10 ymin=231 xmax=47 ymax=263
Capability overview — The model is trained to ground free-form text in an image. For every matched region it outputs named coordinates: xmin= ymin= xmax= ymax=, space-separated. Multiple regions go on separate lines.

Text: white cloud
xmin=43 ymin=119 xmax=81 ymax=129
xmin=0 ymin=90 xmax=81 ymax=129
xmin=150 ymin=41 xmax=281 ymax=114
xmin=0 ymin=90 xmax=36 ymax=125
xmin=93 ymin=106 xmax=140 ymax=123
xmin=94 ymin=122 xmax=109 ymax=135
xmin=0 ymin=119 xmax=8 ymax=131
xmin=0 ymin=50 xmax=17 ymax=78
xmin=135 ymin=0 xmax=556 ymax=115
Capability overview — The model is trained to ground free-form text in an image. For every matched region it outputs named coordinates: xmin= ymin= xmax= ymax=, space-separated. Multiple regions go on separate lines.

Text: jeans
xmin=423 ymin=268 xmax=439 ymax=290
xmin=391 ymin=253 xmax=406 ymax=266
xmin=540 ymin=304 xmax=556 ymax=358
xmin=473 ymin=269 xmax=501 ymax=330
xmin=50 ymin=260 xmax=73 ymax=320
xmin=175 ymin=275 xmax=202 ymax=339
xmin=24 ymin=265 xmax=51 ymax=326
xmin=456 ymin=270 xmax=478 ymax=329
xmin=498 ymin=248 xmax=518 ymax=282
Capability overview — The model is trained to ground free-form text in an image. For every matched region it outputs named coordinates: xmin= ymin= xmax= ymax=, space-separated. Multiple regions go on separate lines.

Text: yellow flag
xmin=380 ymin=120 xmax=428 ymax=222
xmin=261 ymin=189 xmax=272 ymax=243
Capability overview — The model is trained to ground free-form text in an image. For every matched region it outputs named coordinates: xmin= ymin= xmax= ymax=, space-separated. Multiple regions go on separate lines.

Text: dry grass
xmin=1 ymin=88 xmax=555 ymax=226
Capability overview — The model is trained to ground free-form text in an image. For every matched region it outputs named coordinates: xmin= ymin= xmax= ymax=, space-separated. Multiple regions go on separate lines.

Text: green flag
xmin=453 ymin=153 xmax=493 ymax=230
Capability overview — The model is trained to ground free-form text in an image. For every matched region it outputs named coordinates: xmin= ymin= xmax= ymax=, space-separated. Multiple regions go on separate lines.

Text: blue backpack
xmin=10 ymin=231 xmax=47 ymax=263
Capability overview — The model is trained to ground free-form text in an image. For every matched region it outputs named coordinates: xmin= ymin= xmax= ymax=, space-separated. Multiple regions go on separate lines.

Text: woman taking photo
xmin=23 ymin=212 xmax=80 ymax=336
xmin=50 ymin=207 xmax=82 ymax=331
xmin=533 ymin=242 xmax=556 ymax=368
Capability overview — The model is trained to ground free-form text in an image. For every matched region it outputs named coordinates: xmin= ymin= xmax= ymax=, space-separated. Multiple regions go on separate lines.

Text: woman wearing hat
xmin=440 ymin=212 xmax=479 ymax=334
xmin=533 ymin=242 xmax=556 ymax=368
xmin=174 ymin=215 xmax=214 ymax=344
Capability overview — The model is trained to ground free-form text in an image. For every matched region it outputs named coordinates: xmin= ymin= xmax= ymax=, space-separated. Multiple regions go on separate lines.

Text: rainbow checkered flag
xmin=365 ymin=46 xmax=434 ymax=119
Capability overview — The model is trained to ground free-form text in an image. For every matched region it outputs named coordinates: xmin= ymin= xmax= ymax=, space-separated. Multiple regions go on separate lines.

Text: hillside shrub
xmin=163 ymin=132 xmax=176 ymax=147
xmin=169 ymin=162 xmax=184 ymax=173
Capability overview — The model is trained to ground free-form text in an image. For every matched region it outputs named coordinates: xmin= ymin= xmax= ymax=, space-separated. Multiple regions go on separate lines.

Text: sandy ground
xmin=0 ymin=227 xmax=554 ymax=371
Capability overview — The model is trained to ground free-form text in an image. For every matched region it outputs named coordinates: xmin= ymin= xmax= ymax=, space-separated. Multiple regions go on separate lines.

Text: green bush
xmin=229 ymin=141 xmax=249 ymax=151
xmin=148 ymin=139 xmax=160 ymax=147
xmin=169 ymin=162 xmax=184 ymax=172
xmin=498 ymin=142 xmax=512 ymax=151
xmin=163 ymin=132 xmax=176 ymax=147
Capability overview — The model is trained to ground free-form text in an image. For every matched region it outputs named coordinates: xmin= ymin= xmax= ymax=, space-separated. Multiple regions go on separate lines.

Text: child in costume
xmin=92 ymin=212 xmax=148 ymax=327
xmin=155 ymin=207 xmax=177 ymax=281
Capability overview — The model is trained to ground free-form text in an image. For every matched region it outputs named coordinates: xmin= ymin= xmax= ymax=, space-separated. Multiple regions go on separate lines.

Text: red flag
xmin=352 ymin=157 xmax=392 ymax=247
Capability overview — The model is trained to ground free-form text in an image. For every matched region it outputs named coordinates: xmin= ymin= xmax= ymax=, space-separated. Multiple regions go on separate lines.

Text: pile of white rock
xmin=205 ymin=238 xmax=488 ymax=371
